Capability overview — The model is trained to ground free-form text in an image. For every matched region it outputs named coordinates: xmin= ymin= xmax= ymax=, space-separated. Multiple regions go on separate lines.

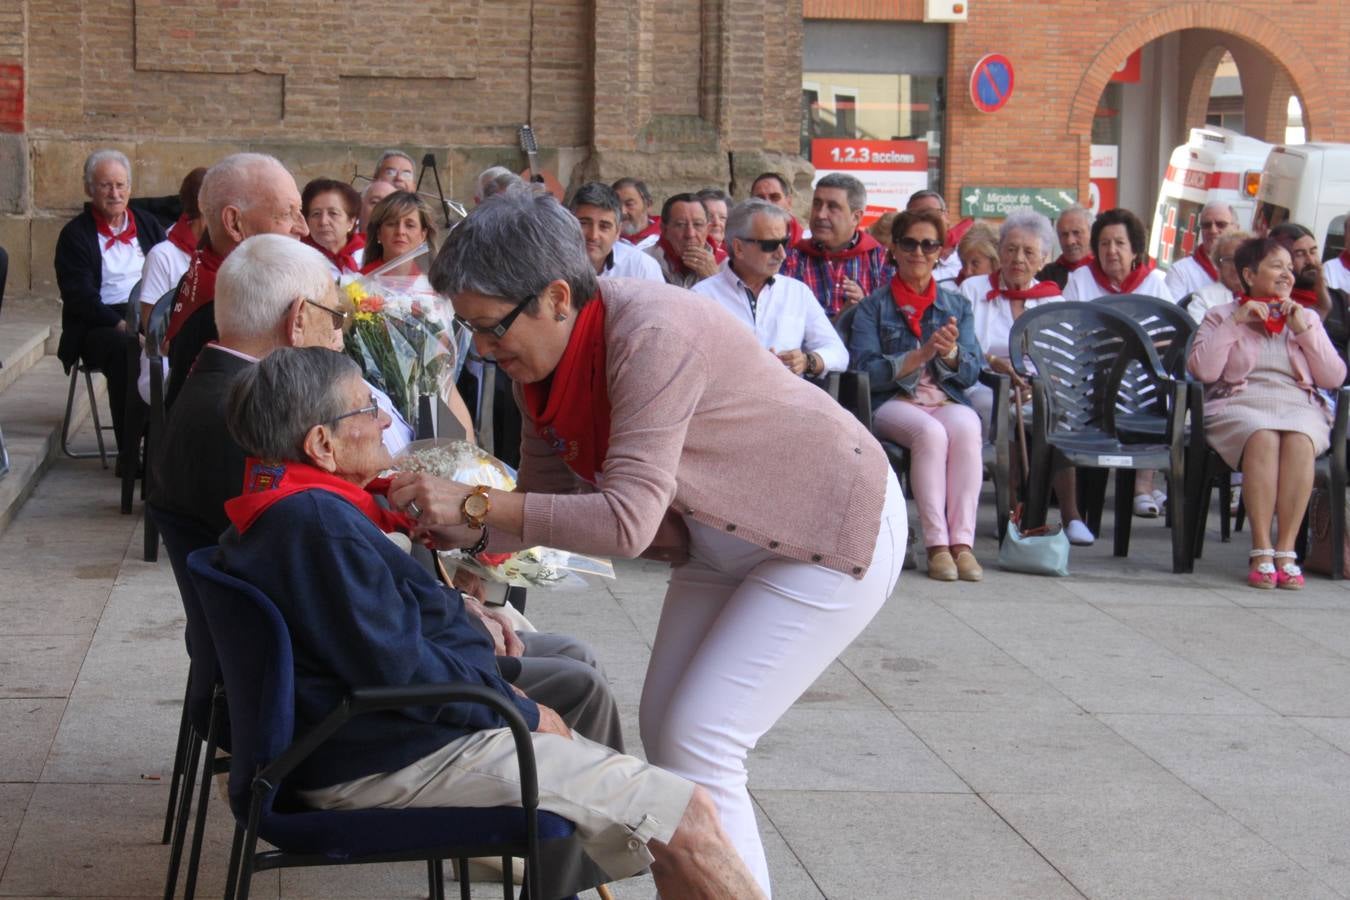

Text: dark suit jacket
xmin=1035 ymin=260 xmax=1072 ymax=291
xmin=54 ymin=204 xmax=166 ymax=369
xmin=150 ymin=345 xmax=253 ymax=539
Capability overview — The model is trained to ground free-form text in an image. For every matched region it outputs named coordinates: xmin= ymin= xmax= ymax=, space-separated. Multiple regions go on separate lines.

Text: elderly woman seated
xmin=1187 ymin=235 xmax=1346 ymax=589
xmin=958 ymin=210 xmax=1093 ymax=546
xmin=215 ymin=345 xmax=766 ymax=899
xmin=849 ymin=207 xmax=984 ymax=581
xmin=952 ymin=222 xmax=999 ymax=286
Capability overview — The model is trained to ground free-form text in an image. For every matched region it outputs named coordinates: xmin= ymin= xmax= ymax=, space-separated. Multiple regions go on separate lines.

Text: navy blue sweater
xmin=217 ymin=489 xmax=539 ymax=789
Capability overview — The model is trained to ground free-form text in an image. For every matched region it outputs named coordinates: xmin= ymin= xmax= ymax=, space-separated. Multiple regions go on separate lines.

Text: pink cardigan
xmin=1186 ymin=302 xmax=1346 ymax=415
xmin=511 ymin=277 xmax=891 ymax=578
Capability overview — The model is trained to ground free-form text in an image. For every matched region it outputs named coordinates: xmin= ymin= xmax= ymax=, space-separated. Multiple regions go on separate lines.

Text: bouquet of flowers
xmin=341 ymin=243 xmax=458 ymax=433
xmin=395 ymin=439 xmax=617 ymax=589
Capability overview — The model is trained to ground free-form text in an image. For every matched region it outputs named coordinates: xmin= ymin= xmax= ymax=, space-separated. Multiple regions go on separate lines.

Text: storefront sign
xmin=1089 ymin=144 xmax=1119 ymax=215
xmin=959 ymin=186 xmax=1079 ymax=218
xmin=969 ymin=53 xmax=1014 ymax=113
xmin=811 ymin=138 xmax=929 ymax=226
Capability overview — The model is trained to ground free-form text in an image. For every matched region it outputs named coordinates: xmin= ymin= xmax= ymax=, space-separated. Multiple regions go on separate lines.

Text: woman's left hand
xmin=1281 ymin=298 xmax=1311 ymax=335
xmin=388 ymin=471 xmax=473 ymax=526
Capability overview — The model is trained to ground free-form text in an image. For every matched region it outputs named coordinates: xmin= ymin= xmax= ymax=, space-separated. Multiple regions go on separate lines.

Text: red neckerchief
xmin=1089 ymin=257 xmax=1157 ymax=295
xmin=890 ymin=275 xmax=937 ymax=338
xmin=1291 ymin=287 xmax=1319 ymax=308
xmin=224 ymin=457 xmax=416 ymax=536
xmin=1236 ymin=294 xmax=1295 ymax=336
xmin=93 ymin=209 xmax=137 ymax=252
xmin=945 ymin=217 xmax=974 ymax=252
xmin=1054 ymin=252 xmax=1093 ymax=271
xmin=1340 ymin=248 xmax=1350 ymax=270
xmin=620 ymin=217 xmax=661 ymax=246
xmin=792 ymin=230 xmax=881 ymax=261
xmin=520 ymin=294 xmax=611 ymax=486
xmin=987 ymin=271 xmax=1062 ymax=302
xmin=787 ymin=217 xmax=804 ymax=246
xmin=304 ymin=233 xmax=365 ymax=274
xmin=166 ymin=215 xmax=198 ymax=256
xmin=165 ymin=244 xmax=226 ymax=343
xmin=1193 ymin=243 xmax=1219 ymax=281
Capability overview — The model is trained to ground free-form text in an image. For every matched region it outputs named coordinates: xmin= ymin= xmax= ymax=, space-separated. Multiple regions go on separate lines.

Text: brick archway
xmin=1066 ymin=3 xmax=1332 ymax=142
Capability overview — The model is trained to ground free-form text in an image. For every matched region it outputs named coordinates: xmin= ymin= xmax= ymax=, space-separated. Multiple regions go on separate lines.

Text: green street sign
xmin=960 ymin=187 xmax=1080 ymax=218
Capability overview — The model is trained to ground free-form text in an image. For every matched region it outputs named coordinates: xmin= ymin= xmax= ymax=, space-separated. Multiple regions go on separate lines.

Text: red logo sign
xmin=810 ymin=139 xmax=928 ymax=172
xmin=970 ymin=54 xmax=1014 ymax=114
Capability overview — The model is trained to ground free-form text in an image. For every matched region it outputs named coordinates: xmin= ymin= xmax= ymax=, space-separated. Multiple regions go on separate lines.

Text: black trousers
xmin=77 ymin=304 xmax=141 ymax=450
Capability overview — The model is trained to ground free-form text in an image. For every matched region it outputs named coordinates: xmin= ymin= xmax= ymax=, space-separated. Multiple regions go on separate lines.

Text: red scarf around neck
xmin=166 ymin=244 xmax=226 ymax=343
xmin=793 ymin=230 xmax=881 ymax=261
xmin=890 ymin=274 xmax=937 ymax=338
xmin=93 ymin=209 xmax=137 ymax=252
xmin=166 ymin=215 xmax=199 ymax=257
xmin=1054 ymin=252 xmax=1093 ymax=271
xmin=1193 ymin=243 xmax=1219 ymax=281
xmin=621 ymin=217 xmax=661 ymax=246
xmin=304 ymin=233 xmax=365 ymax=274
xmin=1088 ymin=257 xmax=1157 ymax=295
xmin=1340 ymin=248 xmax=1350 ymax=270
xmin=787 ymin=217 xmax=804 ymax=246
xmin=1291 ymin=287 xmax=1319 ymax=308
xmin=1235 ymin=294 xmax=1302 ymax=336
xmin=520 ymin=294 xmax=611 ymax=486
xmin=987 ymin=271 xmax=1062 ymax=302
xmin=657 ymin=236 xmax=726 ymax=276
xmin=224 ymin=457 xmax=416 ymax=536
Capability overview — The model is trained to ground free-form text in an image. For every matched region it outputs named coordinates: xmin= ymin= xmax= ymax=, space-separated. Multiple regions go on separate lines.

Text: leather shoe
xmin=926 ymin=549 xmax=958 ymax=582
xmin=954 ymin=550 xmax=983 ymax=582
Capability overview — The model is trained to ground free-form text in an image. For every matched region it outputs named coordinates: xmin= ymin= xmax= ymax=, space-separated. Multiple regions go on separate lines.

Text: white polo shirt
xmin=603 ymin=241 xmax=664 ymax=282
xmin=691 ymin=266 xmax=848 ymax=373
xmin=1063 ymin=265 xmax=1172 ymax=302
xmin=1325 ymin=256 xmax=1350 ymax=293
xmin=99 ymin=215 xmax=145 ymax=306
xmin=959 ymin=274 xmax=1064 ymax=360
xmin=1163 ymin=253 xmax=1217 ymax=301
xmin=139 ymin=238 xmax=192 ymax=308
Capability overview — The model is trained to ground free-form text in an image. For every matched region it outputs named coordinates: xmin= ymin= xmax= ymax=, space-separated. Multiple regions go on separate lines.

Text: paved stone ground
xmin=5 ymin=445 xmax=1350 ymax=899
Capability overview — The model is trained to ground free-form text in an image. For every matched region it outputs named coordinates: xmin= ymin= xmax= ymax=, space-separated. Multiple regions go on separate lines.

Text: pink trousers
xmin=873 ymin=398 xmax=982 ymax=548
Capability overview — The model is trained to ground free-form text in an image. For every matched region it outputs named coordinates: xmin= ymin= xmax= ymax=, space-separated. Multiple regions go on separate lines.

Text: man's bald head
xmin=200 ymin=153 xmax=307 ymax=254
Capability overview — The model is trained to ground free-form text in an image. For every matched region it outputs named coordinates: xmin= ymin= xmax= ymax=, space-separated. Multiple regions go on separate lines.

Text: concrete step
xmin=0 ymin=294 xmax=62 ymax=395
xmin=0 ymin=353 xmax=110 ymax=534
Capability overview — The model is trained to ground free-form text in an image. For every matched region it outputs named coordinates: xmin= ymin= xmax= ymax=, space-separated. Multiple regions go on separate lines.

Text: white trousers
xmin=639 ymin=470 xmax=907 ymax=896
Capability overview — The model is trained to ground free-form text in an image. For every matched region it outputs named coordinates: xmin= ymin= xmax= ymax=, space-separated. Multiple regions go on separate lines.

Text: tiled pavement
xmin=5 ymin=447 xmax=1350 ymax=899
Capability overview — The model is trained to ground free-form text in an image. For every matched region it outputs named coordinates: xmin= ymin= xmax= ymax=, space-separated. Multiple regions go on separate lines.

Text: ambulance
xmin=1148 ymin=127 xmax=1272 ymax=269
xmin=1251 ymin=143 xmax=1350 ymax=260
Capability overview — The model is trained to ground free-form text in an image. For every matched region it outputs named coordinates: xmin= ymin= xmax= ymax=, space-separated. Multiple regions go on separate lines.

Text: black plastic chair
xmin=186 ymin=548 xmax=574 ymax=900
xmin=1009 ymin=302 xmax=1192 ymax=573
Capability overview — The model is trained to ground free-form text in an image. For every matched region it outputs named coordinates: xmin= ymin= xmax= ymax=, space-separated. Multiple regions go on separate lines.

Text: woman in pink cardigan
xmin=389 ymin=190 xmax=906 ymax=896
xmin=1187 ymin=235 xmax=1346 ymax=589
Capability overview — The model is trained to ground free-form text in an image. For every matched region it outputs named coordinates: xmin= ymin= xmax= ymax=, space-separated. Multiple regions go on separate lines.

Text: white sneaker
xmin=1151 ymin=488 xmax=1168 ymax=515
xmin=1064 ymin=519 xmax=1095 ymax=546
xmin=1133 ymin=493 xmax=1160 ymax=518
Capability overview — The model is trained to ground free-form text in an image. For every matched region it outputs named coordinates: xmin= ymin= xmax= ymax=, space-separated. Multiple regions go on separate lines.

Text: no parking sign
xmin=970 ymin=53 xmax=1014 ymax=113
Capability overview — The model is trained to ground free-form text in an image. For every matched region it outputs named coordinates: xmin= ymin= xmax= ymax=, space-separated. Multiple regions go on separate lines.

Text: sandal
xmin=1248 ymin=549 xmax=1276 ymax=589
xmin=1274 ymin=551 xmax=1304 ymax=590
xmin=1133 ymin=493 xmax=1160 ymax=518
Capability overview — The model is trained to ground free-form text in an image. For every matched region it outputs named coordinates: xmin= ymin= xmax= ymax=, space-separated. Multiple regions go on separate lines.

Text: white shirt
xmin=959 ymin=274 xmax=1063 ymax=360
xmin=1063 ymin=265 xmax=1172 ymax=302
xmin=1186 ymin=281 xmax=1235 ymax=324
xmin=1325 ymin=257 xmax=1350 ymax=293
xmin=933 ymin=253 xmax=962 ymax=283
xmin=690 ymin=266 xmax=848 ymax=373
xmin=139 ymin=236 xmax=192 ymax=307
xmin=1163 ymin=253 xmax=1217 ymax=301
xmin=373 ymin=386 xmax=415 ymax=455
xmin=603 ymin=240 xmax=664 ymax=282
xmin=99 ymin=215 xmax=145 ymax=306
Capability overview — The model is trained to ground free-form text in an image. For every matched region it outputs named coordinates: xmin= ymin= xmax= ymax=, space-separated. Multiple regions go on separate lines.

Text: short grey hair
xmin=998 ymin=209 xmax=1055 ymax=258
xmin=376 ymin=149 xmax=415 ymax=172
xmin=226 ymin=347 xmax=360 ymax=462
xmin=199 ymin=153 xmax=288 ymax=234
xmin=568 ymin=181 xmax=620 ymax=218
xmin=696 ymin=188 xmax=732 ymax=207
xmin=725 ymin=199 xmax=792 ymax=244
xmin=84 ymin=149 xmax=132 ymax=192
xmin=215 ymin=234 xmax=337 ymax=341
xmin=476 ymin=166 xmax=524 ymax=202
xmin=907 ymin=189 xmax=946 ymax=212
xmin=1056 ymin=204 xmax=1092 ymax=228
xmin=816 ymin=173 xmax=867 ymax=213
xmin=1202 ymin=199 xmax=1237 ymax=220
xmin=431 ymin=189 xmax=598 ymax=312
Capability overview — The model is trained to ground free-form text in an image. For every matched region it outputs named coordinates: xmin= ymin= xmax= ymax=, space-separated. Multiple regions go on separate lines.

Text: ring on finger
xmin=407 ymin=500 xmax=422 ymax=519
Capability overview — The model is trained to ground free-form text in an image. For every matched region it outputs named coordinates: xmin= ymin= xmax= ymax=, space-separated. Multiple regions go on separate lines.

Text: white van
xmin=1252 ymin=143 xmax=1350 ymax=259
xmin=1148 ymin=127 xmax=1272 ymax=268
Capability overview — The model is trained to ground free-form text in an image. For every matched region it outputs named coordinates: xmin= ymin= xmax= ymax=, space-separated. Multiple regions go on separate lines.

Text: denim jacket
xmin=847 ymin=281 xmax=983 ymax=410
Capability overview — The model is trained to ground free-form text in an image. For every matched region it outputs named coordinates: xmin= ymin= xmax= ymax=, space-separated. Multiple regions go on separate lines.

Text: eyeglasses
xmin=896 ymin=237 xmax=943 ymax=255
xmin=740 ymin=236 xmax=790 ymax=252
xmin=454 ymin=294 xmax=535 ymax=339
xmin=330 ymin=394 xmax=381 ymax=425
xmin=305 ymin=298 xmax=350 ymax=330
xmin=380 ymin=167 xmax=413 ymax=180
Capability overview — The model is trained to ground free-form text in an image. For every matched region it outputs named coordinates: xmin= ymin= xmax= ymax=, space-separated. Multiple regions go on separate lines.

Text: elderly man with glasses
xmin=691 ymin=199 xmax=846 ymax=378
xmin=372 ymin=149 xmax=416 ymax=192
xmin=1166 ymin=200 xmax=1237 ymax=300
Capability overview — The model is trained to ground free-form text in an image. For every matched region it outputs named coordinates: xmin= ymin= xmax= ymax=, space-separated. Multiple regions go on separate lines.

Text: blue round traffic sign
xmin=970 ymin=53 xmax=1015 ymax=113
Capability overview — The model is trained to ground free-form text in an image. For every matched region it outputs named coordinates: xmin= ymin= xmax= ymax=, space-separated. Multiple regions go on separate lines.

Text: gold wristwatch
xmin=462 ymin=485 xmax=492 ymax=529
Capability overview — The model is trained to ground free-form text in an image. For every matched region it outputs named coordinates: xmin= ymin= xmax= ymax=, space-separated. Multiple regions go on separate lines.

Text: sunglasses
xmin=454 ymin=294 xmax=535 ymax=339
xmin=305 ymin=298 xmax=350 ymax=331
xmin=740 ymin=236 xmax=791 ymax=252
xmin=330 ymin=393 xmax=381 ymax=425
xmin=896 ymin=237 xmax=943 ymax=255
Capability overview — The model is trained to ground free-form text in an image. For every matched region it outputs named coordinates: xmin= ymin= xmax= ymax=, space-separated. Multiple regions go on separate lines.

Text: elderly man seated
xmin=215 ymin=346 xmax=765 ymax=899
xmin=644 ymin=193 xmax=724 ymax=288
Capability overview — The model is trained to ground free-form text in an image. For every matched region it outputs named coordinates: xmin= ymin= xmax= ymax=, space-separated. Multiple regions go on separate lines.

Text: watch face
xmin=464 ymin=493 xmax=490 ymax=518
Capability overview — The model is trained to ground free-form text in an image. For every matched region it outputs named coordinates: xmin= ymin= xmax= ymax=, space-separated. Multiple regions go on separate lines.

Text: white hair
xmin=214 ymin=234 xmax=335 ymax=341
xmin=999 ymin=209 xmax=1055 ymax=257
xmin=1056 ymin=204 xmax=1091 ymax=228
xmin=1202 ymin=199 xmax=1237 ymax=220
xmin=84 ymin=149 xmax=131 ymax=191
xmin=476 ymin=166 xmax=524 ymax=202
xmin=199 ymin=152 xmax=289 ymax=234
xmin=376 ymin=149 xmax=415 ymax=172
